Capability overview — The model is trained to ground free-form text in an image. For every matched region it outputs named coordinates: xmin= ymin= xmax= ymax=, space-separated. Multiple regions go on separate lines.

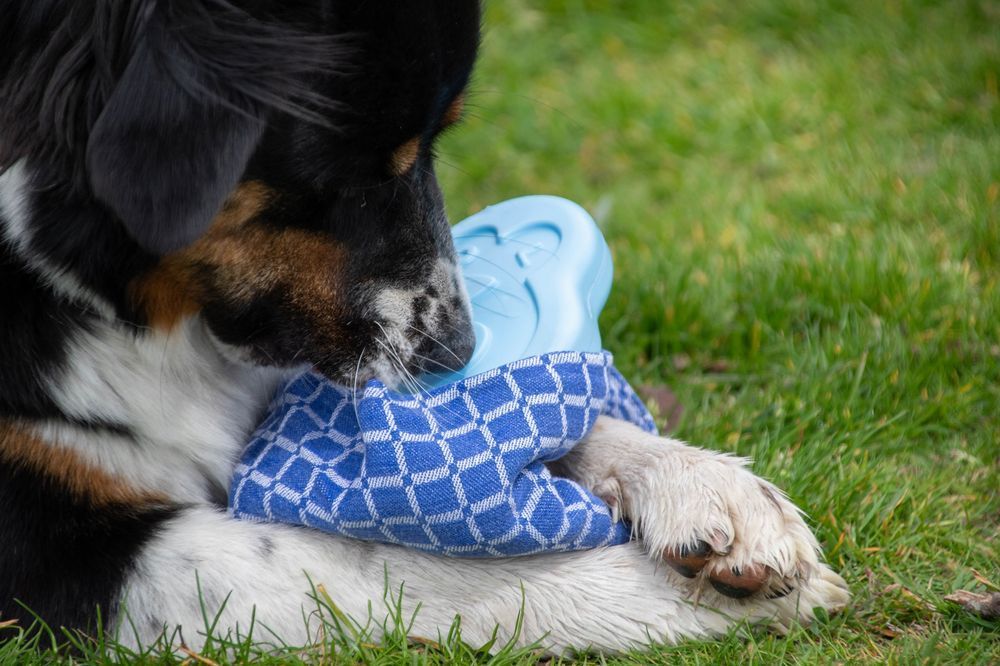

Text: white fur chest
xmin=41 ymin=317 xmax=287 ymax=504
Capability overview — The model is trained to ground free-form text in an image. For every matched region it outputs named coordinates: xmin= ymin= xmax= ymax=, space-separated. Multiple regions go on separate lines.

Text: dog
xmin=0 ymin=0 xmax=848 ymax=654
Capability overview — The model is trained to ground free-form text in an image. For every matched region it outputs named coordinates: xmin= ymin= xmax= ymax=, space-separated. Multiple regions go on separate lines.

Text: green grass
xmin=4 ymin=0 xmax=998 ymax=662
xmin=441 ymin=1 xmax=999 ymax=662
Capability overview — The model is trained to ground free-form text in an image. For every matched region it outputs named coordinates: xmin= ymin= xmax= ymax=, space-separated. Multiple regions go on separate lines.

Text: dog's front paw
xmin=646 ymin=450 xmax=820 ymax=600
xmin=583 ymin=418 xmax=847 ymax=610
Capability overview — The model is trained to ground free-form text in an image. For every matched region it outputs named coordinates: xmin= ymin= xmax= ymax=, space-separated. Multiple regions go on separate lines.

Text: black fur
xmin=0 ymin=0 xmax=481 ymax=637
xmin=0 ymin=237 xmax=91 ymax=422
xmin=0 ymin=456 xmax=176 ymax=634
xmin=0 ymin=0 xmax=343 ymax=253
xmin=83 ymin=0 xmax=346 ymax=253
xmin=0 ymin=0 xmax=480 ymax=376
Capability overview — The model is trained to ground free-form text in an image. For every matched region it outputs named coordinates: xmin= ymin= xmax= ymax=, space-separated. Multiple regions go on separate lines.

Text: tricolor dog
xmin=0 ymin=0 xmax=848 ymax=653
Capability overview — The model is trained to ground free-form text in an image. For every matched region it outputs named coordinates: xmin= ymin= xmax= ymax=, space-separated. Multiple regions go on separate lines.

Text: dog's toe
xmin=634 ymin=448 xmax=834 ymax=607
xmin=708 ymin=564 xmax=772 ymax=598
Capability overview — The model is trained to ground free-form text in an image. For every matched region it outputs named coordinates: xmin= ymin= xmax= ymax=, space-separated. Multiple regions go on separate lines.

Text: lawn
xmin=4 ymin=0 xmax=998 ymax=663
xmin=439 ymin=1 xmax=1000 ymax=660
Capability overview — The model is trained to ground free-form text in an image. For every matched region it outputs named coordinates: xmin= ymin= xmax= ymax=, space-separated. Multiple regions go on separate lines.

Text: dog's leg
xmin=115 ymin=504 xmax=836 ymax=655
xmin=549 ymin=416 xmax=850 ymax=623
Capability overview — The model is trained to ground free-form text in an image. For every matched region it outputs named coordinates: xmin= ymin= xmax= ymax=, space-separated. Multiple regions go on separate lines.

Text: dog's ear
xmin=1 ymin=1 xmax=339 ymax=254
xmin=85 ymin=21 xmax=265 ymax=254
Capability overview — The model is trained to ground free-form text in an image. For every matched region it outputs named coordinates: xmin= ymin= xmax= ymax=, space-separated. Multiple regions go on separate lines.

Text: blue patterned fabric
xmin=230 ymin=351 xmax=656 ymax=557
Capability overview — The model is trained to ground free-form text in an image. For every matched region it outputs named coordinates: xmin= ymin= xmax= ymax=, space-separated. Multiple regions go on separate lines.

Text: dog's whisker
xmin=409 ymin=351 xmax=458 ymax=372
xmin=353 ymin=346 xmax=367 ymax=397
xmin=372 ymin=324 xmax=425 ymax=395
xmin=466 ymin=88 xmax=584 ymax=129
xmin=387 ymin=344 xmax=432 ymax=398
xmin=389 ymin=354 xmax=427 ymax=397
xmin=433 ymin=318 xmax=468 ymax=339
xmin=351 ymin=345 xmax=367 ymax=424
xmin=372 ymin=337 xmax=401 ymax=385
xmin=406 ymin=324 xmax=464 ymax=366
xmin=288 ymin=346 xmax=308 ymax=366
xmin=430 ymin=155 xmax=473 ymax=178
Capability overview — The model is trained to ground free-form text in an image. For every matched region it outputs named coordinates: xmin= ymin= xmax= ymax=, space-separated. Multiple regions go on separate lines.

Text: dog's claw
xmin=766 ymin=585 xmax=794 ymax=599
xmin=662 ymin=540 xmax=712 ymax=578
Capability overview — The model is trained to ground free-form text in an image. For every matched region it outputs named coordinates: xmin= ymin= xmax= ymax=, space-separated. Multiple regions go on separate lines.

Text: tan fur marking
xmin=131 ymin=259 xmax=201 ymax=331
xmin=201 ymin=222 xmax=347 ymax=329
xmin=130 ymin=182 xmax=272 ymax=330
xmin=389 ymin=137 xmax=420 ymax=176
xmin=131 ymin=180 xmax=348 ymax=335
xmin=217 ymin=181 xmax=271 ymax=228
xmin=443 ymin=94 xmax=465 ymax=126
xmin=0 ymin=421 xmax=165 ymax=507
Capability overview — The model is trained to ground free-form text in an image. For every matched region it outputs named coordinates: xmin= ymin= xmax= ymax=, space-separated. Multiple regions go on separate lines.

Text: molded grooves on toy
xmin=423 ymin=196 xmax=613 ymax=388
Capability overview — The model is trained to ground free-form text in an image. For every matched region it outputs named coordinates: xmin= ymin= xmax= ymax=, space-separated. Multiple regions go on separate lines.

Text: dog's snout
xmin=420 ymin=305 xmax=475 ymax=374
xmin=365 ymin=256 xmax=475 ymax=385
xmin=449 ymin=319 xmax=476 ymax=370
xmin=452 ymin=324 xmax=475 ymax=367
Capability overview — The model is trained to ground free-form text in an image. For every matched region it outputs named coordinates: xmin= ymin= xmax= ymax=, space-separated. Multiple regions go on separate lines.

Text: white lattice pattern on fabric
xmin=230 ymin=351 xmax=655 ymax=557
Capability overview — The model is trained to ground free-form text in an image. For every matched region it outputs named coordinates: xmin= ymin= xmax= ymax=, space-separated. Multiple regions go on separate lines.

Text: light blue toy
xmin=423 ymin=195 xmax=613 ymax=387
xmin=229 ymin=196 xmax=656 ymax=557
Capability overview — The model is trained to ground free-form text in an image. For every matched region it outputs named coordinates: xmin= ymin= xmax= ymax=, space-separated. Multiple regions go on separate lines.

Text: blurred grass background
xmin=436 ymin=0 xmax=1000 ymax=662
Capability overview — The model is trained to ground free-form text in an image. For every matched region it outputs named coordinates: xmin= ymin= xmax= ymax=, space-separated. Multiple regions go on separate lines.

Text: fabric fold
xmin=230 ymin=351 xmax=655 ymax=557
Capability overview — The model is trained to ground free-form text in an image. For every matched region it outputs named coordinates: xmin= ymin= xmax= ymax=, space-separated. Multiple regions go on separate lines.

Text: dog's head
xmin=0 ymin=0 xmax=480 ymax=386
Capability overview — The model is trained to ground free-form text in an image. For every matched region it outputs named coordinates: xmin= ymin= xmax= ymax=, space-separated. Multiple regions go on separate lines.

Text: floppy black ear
xmin=86 ymin=24 xmax=265 ymax=255
xmin=2 ymin=0 xmax=338 ymax=253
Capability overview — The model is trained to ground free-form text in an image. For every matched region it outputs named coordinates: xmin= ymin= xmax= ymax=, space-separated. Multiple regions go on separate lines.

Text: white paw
xmin=582 ymin=418 xmax=848 ymax=614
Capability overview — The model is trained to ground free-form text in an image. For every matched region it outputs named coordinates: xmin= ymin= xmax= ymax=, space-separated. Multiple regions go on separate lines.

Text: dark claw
xmin=663 ymin=540 xmax=713 ymax=579
xmin=766 ymin=586 xmax=794 ymax=599
xmin=710 ymin=578 xmax=758 ymax=598
xmin=680 ymin=540 xmax=713 ymax=558
xmin=667 ymin=562 xmax=701 ymax=579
